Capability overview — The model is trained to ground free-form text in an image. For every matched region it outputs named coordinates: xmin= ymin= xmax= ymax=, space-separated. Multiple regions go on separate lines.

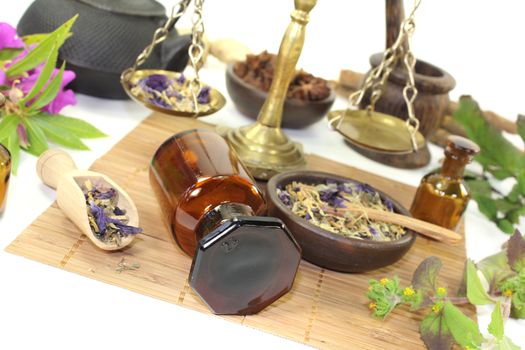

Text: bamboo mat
xmin=6 ymin=113 xmax=473 ymax=349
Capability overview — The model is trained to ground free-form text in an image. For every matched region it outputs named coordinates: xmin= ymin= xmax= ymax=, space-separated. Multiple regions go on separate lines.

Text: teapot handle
xmin=161 ymin=33 xmax=192 ymax=72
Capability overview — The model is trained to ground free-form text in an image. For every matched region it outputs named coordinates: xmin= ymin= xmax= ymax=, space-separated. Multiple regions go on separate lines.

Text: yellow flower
xmin=432 ymin=304 xmax=442 ymax=313
xmin=380 ymin=278 xmax=389 ymax=286
xmin=465 ymin=346 xmax=471 ymax=350
xmin=369 ymin=302 xmax=377 ymax=310
xmin=436 ymin=287 xmax=447 ymax=297
xmin=503 ymin=289 xmax=513 ymax=297
xmin=403 ymin=287 xmax=415 ymax=297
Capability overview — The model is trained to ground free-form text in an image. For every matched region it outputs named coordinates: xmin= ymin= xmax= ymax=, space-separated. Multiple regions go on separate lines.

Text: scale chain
xmin=332 ymin=0 xmax=422 ymax=152
xmin=189 ymin=0 xmax=206 ymax=116
xmin=131 ymin=0 xmax=191 ymax=71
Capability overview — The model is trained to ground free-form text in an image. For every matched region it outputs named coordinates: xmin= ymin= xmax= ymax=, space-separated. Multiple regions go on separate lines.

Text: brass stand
xmin=227 ymin=0 xmax=316 ymax=180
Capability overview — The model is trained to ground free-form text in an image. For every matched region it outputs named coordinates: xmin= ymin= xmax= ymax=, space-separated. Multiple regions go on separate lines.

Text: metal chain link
xmin=188 ymin=0 xmax=206 ymax=116
xmin=332 ymin=0 xmax=422 ymax=151
xmin=131 ymin=0 xmax=191 ymax=71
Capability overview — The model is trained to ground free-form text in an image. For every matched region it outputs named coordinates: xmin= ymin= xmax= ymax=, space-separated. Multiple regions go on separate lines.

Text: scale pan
xmin=328 ymin=109 xmax=426 ymax=154
xmin=121 ymin=69 xmax=226 ymax=117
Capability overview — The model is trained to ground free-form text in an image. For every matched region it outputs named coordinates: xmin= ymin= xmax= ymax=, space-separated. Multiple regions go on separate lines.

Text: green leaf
xmin=22 ymin=33 xmax=49 ymax=46
xmin=420 ymin=308 xmax=454 ymax=350
xmin=465 ymin=179 xmax=493 ymax=198
xmin=466 ymin=260 xmax=494 ymax=305
xmin=518 ymin=114 xmax=525 ymax=145
xmin=35 ymin=113 xmax=107 ymax=138
xmin=517 ymin=171 xmax=525 ymax=196
xmin=6 ymin=15 xmax=77 ymax=77
xmin=32 ymin=117 xmax=89 ymax=150
xmin=494 ymin=199 xmax=522 ymax=214
xmin=477 ymin=252 xmax=515 ymax=294
xmin=443 ymin=301 xmax=483 ymax=348
xmin=507 ymin=230 xmax=525 ymax=272
xmin=474 ymin=195 xmax=498 ymax=221
xmin=21 ymin=118 xmax=48 ymax=156
xmin=488 ymin=302 xmax=504 ymax=340
xmin=507 ymin=184 xmax=522 ymax=203
xmin=454 ymin=96 xmax=525 ymax=178
xmin=27 ymin=62 xmax=65 ymax=112
xmin=6 ymin=133 xmax=20 ymax=175
xmin=0 ymin=48 xmax=24 ymax=61
xmin=0 ymin=115 xmax=20 ymax=142
xmin=497 ymin=219 xmax=515 ymax=234
xmin=494 ymin=337 xmax=521 ymax=350
xmin=412 ymin=256 xmax=442 ymax=294
xmin=19 ymin=42 xmax=59 ymax=107
xmin=507 ymin=207 xmax=525 ymax=225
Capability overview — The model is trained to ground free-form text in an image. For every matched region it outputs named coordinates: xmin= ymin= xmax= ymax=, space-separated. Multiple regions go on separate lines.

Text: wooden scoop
xmin=37 ymin=149 xmax=139 ymax=250
xmin=327 ymin=204 xmax=463 ymax=245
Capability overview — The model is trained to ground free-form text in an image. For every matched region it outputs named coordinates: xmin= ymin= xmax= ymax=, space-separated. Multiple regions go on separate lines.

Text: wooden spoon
xmin=327 ymin=204 xmax=463 ymax=245
xmin=36 ymin=149 xmax=139 ymax=250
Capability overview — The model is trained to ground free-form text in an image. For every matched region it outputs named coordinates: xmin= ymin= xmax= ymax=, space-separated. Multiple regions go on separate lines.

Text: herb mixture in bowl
xmin=276 ymin=180 xmax=407 ymax=241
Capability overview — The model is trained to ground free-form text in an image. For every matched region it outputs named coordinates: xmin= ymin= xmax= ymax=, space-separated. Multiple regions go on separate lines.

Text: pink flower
xmin=0 ymin=23 xmax=24 ymax=50
xmin=1 ymin=22 xmax=77 ymax=114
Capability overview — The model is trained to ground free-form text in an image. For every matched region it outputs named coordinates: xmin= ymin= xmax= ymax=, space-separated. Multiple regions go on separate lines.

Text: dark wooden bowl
xmin=225 ymin=64 xmax=336 ymax=129
xmin=266 ymin=171 xmax=417 ymax=273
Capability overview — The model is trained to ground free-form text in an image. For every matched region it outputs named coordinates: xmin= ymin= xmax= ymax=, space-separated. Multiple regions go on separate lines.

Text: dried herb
xmin=277 ymin=180 xmax=406 ymax=241
xmin=82 ymin=180 xmax=142 ymax=246
xmin=234 ymin=51 xmax=331 ymax=102
xmin=115 ymin=257 xmax=140 ymax=274
xmin=366 ymin=230 xmax=525 ymax=349
xmin=453 ymin=96 xmax=525 ymax=234
xmin=131 ymin=73 xmax=211 ymax=112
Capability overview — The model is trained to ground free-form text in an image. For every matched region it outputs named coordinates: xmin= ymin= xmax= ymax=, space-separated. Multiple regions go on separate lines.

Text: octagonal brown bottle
xmin=150 ymin=129 xmax=301 ymax=315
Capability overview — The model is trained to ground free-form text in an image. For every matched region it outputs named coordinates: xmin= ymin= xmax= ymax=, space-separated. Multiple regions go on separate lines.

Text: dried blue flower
xmin=89 ymin=201 xmax=107 ymax=235
xmin=305 ymin=213 xmax=312 ymax=220
xmin=82 ymin=180 xmax=142 ymax=245
xmin=140 ymin=74 xmax=170 ymax=92
xmin=368 ymin=225 xmax=380 ymax=239
xmin=278 ymin=189 xmax=292 ymax=207
xmin=176 ymin=74 xmax=186 ymax=85
xmin=319 ymin=187 xmax=338 ymax=202
xmin=197 ymin=86 xmax=211 ymax=104
xmin=384 ymin=198 xmax=394 ymax=212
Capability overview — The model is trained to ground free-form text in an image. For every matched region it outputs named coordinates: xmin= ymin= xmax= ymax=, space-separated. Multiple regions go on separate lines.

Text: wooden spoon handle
xmin=37 ymin=149 xmax=78 ymax=189
xmin=343 ymin=205 xmax=463 ymax=245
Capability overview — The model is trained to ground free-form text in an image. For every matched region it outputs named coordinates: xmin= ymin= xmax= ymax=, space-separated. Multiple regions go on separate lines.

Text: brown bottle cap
xmin=445 ymin=135 xmax=480 ymax=161
xmin=189 ymin=216 xmax=301 ymax=315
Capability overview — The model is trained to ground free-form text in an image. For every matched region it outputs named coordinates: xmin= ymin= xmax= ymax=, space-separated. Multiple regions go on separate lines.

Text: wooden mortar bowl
xmin=360 ymin=54 xmax=456 ymax=137
xmin=225 ymin=64 xmax=336 ymax=129
xmin=266 ymin=171 xmax=417 ymax=273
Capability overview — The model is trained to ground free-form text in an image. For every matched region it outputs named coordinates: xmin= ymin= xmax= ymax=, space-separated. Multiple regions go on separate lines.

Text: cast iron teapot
xmin=17 ymin=0 xmax=191 ymax=99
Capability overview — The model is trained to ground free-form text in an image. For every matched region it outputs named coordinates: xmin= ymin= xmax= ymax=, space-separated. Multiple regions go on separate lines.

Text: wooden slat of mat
xmin=6 ymin=113 xmax=473 ymax=349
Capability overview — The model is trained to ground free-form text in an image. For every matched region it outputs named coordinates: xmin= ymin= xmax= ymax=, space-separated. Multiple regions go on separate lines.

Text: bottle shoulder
xmin=421 ymin=173 xmax=470 ymax=199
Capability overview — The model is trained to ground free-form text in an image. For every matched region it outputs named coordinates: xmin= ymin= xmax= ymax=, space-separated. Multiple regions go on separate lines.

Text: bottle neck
xmin=440 ymin=157 xmax=467 ymax=179
xmin=195 ymin=203 xmax=255 ymax=240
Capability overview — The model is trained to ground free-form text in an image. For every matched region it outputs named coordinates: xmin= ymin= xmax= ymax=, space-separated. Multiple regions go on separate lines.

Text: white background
xmin=1 ymin=1 xmax=524 ymax=349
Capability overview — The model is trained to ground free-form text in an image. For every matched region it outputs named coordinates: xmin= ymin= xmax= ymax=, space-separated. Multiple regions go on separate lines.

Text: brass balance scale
xmin=121 ymin=0 xmax=225 ymax=117
xmin=122 ymin=0 xmax=429 ymax=176
xmin=328 ymin=0 xmax=428 ymax=167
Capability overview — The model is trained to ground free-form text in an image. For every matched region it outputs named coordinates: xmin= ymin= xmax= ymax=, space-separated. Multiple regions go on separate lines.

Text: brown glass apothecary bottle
xmin=0 ymin=144 xmax=11 ymax=216
xmin=410 ymin=135 xmax=480 ymax=230
xmin=150 ymin=129 xmax=301 ymax=315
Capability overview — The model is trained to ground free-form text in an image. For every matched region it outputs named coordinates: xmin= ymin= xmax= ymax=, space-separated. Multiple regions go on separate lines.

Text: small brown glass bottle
xmin=150 ymin=129 xmax=301 ymax=315
xmin=0 ymin=144 xmax=11 ymax=216
xmin=410 ymin=135 xmax=480 ymax=230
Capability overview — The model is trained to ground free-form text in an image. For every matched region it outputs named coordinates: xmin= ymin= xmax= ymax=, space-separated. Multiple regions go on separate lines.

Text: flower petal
xmin=0 ymin=23 xmax=24 ymax=50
